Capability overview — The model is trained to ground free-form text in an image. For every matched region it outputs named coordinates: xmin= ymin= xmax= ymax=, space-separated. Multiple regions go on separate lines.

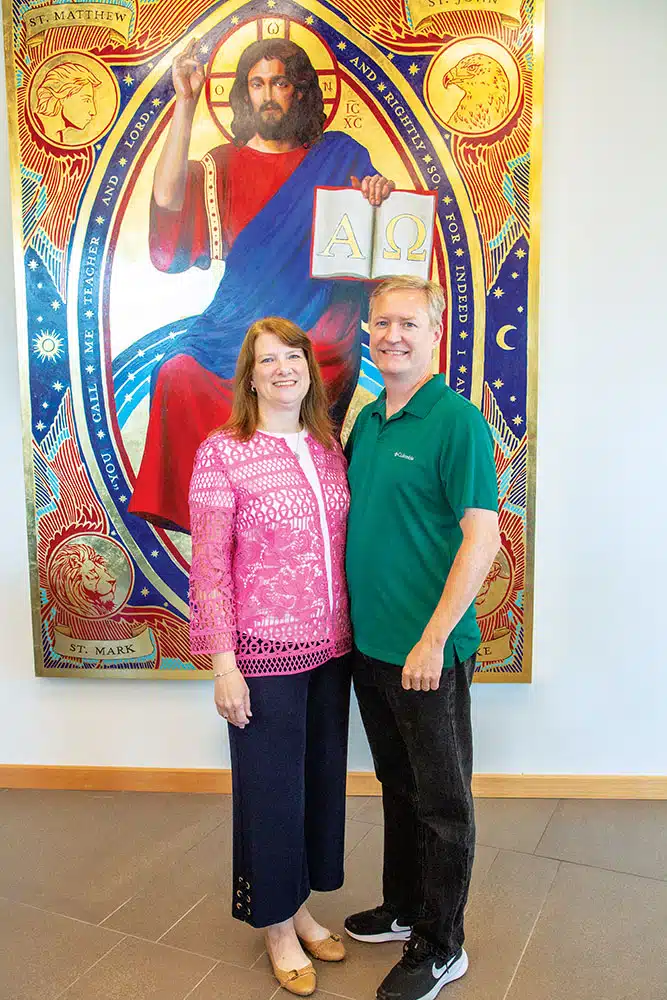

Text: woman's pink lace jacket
xmin=189 ymin=429 xmax=352 ymax=676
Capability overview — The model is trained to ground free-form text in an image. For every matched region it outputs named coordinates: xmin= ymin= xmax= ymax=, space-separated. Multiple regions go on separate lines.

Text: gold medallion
xmin=27 ymin=52 xmax=120 ymax=150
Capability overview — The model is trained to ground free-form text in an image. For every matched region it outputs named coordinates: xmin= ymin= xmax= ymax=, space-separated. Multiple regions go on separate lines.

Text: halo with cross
xmin=205 ymin=15 xmax=342 ymax=142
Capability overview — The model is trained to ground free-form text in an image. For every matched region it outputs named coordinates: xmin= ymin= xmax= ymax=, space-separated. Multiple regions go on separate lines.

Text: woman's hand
xmin=212 ymin=653 xmax=252 ymax=728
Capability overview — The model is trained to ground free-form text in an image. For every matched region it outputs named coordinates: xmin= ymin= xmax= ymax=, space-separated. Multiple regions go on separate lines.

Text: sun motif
xmin=33 ymin=330 xmax=64 ymax=363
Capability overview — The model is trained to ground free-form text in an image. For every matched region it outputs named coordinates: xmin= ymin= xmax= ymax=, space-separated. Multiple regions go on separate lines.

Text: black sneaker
xmin=344 ymin=904 xmax=413 ymax=943
xmin=377 ymin=938 xmax=468 ymax=1000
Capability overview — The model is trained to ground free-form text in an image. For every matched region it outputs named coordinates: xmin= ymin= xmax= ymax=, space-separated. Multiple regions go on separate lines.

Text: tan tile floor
xmin=0 ymin=790 xmax=665 ymax=999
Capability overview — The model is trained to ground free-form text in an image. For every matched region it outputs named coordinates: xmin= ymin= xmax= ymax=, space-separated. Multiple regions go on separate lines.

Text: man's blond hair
xmin=369 ymin=275 xmax=445 ymax=330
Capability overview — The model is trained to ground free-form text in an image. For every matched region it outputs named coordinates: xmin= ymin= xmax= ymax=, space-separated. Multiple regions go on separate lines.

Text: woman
xmin=189 ymin=316 xmax=352 ymax=996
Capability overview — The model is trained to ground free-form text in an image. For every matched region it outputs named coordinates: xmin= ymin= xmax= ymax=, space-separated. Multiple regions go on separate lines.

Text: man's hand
xmin=351 ymin=174 xmax=396 ymax=206
xmin=173 ymin=38 xmax=206 ymax=105
xmin=402 ymin=635 xmax=446 ymax=692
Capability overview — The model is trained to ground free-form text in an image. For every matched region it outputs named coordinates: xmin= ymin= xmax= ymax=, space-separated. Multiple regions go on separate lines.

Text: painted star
xmin=517 ymin=306 xmax=524 ymax=313
xmin=119 ymin=495 xmax=128 ymax=503
xmin=493 ymin=288 xmax=504 ymax=299
xmin=95 ymin=216 xmax=105 ymax=225
xmin=387 ymin=53 xmax=394 ymax=60
xmin=85 ymin=310 xmax=94 ymax=319
xmin=493 ymin=378 xmax=504 ymax=389
xmin=37 ymin=315 xmax=43 ymax=322
xmin=119 ymin=157 xmax=127 ymax=167
xmin=337 ymin=41 xmax=346 ymax=50
xmin=154 ymin=352 xmax=165 ymax=362
xmin=141 ymin=587 xmax=149 ymax=597
xmin=510 ymin=395 xmax=516 ymax=402
xmin=408 ymin=63 xmax=419 ymax=76
xmin=37 ymin=283 xmax=42 ymax=289
xmin=377 ymin=82 xmax=386 ymax=92
xmin=52 ymin=381 xmax=63 ymax=391
xmin=123 ymin=73 xmax=134 ymax=86
xmin=169 ymin=331 xmax=179 ymax=339
xmin=231 ymin=15 xmax=240 ymax=24
xmin=199 ymin=44 xmax=209 ymax=54
xmin=267 ymin=0 xmax=277 ymax=6
xmin=42 ymin=401 xmax=49 ymax=409
xmin=515 ymin=248 xmax=526 ymax=259
xmin=137 ymin=349 xmax=145 ymax=357
xmin=458 ymin=365 xmax=467 ymax=374
xmin=443 ymin=195 xmax=452 ymax=204
xmin=86 ymin=365 xmax=95 ymax=374
xmin=51 ymin=300 xmax=60 ymax=310
xmin=511 ymin=271 xmax=519 ymax=279
xmin=512 ymin=415 xmax=523 ymax=426
xmin=306 ymin=15 xmax=314 ymax=24
xmin=455 ymin=248 xmax=465 ymax=257
xmin=151 ymin=550 xmax=159 ymax=558
xmin=97 ymin=429 xmax=106 ymax=439
xmin=127 ymin=372 xmax=136 ymax=381
xmin=124 ymin=394 xmax=133 ymax=404
xmin=459 ymin=330 xmax=468 ymax=339
xmin=36 ymin=421 xmax=45 ymax=431
xmin=152 ymin=98 xmax=162 ymax=108
xmin=423 ymin=154 xmax=432 ymax=164
xmin=28 ymin=259 xmax=38 ymax=271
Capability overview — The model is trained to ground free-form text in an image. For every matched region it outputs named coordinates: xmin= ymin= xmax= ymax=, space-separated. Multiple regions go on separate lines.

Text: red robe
xmin=129 ymin=144 xmax=362 ymax=532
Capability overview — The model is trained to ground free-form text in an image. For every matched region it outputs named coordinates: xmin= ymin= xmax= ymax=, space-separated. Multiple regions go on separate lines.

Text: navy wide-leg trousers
xmin=227 ymin=655 xmax=351 ymax=928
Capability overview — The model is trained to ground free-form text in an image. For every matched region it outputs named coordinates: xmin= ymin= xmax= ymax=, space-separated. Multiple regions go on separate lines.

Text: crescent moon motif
xmin=496 ymin=324 xmax=517 ymax=351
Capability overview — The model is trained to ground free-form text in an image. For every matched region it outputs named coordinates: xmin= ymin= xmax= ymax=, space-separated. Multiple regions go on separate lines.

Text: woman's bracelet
xmin=213 ymin=666 xmax=239 ymax=679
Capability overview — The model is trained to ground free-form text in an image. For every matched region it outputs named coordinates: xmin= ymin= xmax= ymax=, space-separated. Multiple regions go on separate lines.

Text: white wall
xmin=1 ymin=0 xmax=665 ymax=774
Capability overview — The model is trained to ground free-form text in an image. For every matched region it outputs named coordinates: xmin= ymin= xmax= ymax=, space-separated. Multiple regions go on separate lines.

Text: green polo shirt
xmin=345 ymin=375 xmax=498 ymax=669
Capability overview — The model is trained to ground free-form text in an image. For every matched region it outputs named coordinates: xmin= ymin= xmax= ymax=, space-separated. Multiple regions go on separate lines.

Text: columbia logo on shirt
xmin=394 ymin=451 xmax=415 ymax=461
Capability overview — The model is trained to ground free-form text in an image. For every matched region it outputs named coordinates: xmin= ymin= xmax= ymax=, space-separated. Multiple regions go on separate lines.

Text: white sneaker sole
xmin=415 ymin=949 xmax=469 ymax=1000
xmin=344 ymin=927 xmax=412 ymax=943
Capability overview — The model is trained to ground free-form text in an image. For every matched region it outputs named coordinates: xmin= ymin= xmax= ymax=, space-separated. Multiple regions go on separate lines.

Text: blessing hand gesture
xmin=172 ymin=38 xmax=206 ymax=105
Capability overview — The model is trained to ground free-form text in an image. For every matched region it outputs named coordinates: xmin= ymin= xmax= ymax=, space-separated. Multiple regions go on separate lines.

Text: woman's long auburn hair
xmin=223 ymin=317 xmax=335 ymax=448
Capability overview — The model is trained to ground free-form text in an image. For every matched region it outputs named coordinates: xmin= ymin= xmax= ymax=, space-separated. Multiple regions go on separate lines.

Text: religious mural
xmin=4 ymin=0 xmax=543 ymax=678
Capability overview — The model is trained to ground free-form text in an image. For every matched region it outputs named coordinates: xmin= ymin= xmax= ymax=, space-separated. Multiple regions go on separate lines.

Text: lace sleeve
xmin=188 ymin=440 xmax=236 ymax=655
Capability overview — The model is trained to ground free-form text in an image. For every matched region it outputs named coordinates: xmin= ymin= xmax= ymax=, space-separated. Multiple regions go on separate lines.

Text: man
xmin=344 ymin=275 xmax=500 ymax=1000
xmin=128 ymin=37 xmax=394 ymax=531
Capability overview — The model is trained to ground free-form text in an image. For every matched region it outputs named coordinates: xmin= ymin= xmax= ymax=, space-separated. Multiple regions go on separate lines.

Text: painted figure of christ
xmin=129 ymin=37 xmax=394 ymax=532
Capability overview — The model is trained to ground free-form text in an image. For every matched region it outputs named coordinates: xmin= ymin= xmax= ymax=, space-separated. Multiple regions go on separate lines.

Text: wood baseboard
xmin=0 ymin=766 xmax=665 ymax=799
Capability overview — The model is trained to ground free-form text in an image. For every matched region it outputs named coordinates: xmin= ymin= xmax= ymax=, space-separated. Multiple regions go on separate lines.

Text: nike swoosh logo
xmin=390 ymin=919 xmax=411 ymax=933
xmin=432 ymin=962 xmax=450 ymax=979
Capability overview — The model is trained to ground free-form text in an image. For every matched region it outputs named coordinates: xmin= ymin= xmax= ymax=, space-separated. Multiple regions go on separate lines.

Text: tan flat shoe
xmin=300 ymin=931 xmax=346 ymax=962
xmin=266 ymin=941 xmax=317 ymax=996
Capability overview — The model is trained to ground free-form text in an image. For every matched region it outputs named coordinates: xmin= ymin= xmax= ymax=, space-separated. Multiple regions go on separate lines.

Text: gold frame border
xmin=3 ymin=2 xmax=45 ymax=675
xmin=474 ymin=0 xmax=544 ymax=684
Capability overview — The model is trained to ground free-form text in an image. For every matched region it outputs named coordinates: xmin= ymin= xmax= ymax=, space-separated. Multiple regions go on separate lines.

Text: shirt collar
xmin=370 ymin=375 xmax=446 ymax=421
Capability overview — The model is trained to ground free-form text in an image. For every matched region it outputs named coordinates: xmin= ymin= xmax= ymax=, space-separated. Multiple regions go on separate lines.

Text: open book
xmin=310 ymin=187 xmax=437 ymax=281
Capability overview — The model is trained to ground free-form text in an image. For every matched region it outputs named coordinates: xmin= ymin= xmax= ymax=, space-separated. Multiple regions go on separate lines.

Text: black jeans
xmin=353 ymin=648 xmax=476 ymax=958
xmin=228 ymin=655 xmax=351 ymax=928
